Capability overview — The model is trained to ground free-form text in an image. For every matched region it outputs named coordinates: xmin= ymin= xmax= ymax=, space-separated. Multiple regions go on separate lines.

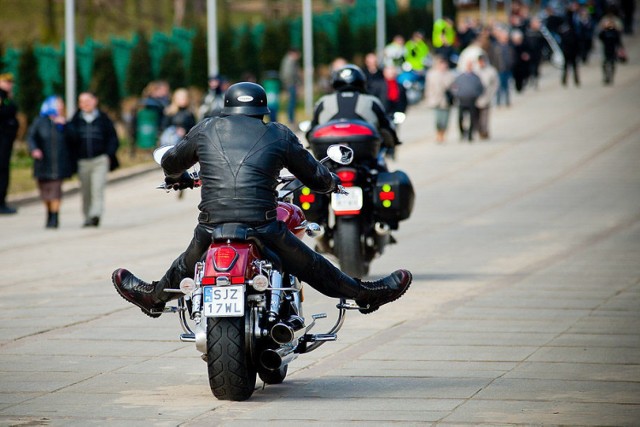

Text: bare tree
xmin=174 ymin=0 xmax=186 ymax=27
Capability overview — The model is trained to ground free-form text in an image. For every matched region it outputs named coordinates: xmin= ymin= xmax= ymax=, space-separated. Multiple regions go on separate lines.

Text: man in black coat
xmin=112 ymin=82 xmax=412 ymax=318
xmin=67 ymin=92 xmax=119 ymax=227
xmin=0 ymin=73 xmax=19 ymax=215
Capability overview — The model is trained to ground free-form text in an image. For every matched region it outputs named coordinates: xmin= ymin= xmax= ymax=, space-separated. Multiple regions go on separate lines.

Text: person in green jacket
xmin=404 ymin=31 xmax=429 ymax=72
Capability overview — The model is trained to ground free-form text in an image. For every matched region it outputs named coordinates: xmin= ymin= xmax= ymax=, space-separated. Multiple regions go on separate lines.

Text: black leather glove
xmin=330 ymin=172 xmax=342 ymax=190
xmin=165 ymin=171 xmax=194 ymax=190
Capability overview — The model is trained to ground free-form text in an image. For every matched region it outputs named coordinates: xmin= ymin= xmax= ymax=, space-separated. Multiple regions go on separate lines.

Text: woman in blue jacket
xmin=27 ymin=96 xmax=75 ymax=228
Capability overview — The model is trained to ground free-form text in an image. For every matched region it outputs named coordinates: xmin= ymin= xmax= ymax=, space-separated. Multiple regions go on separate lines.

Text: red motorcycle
xmin=153 ymin=144 xmax=356 ymax=401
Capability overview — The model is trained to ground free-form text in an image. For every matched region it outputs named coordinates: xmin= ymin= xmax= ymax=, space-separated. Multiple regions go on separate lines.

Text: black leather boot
xmin=46 ymin=212 xmax=59 ymax=229
xmin=355 ymin=269 xmax=412 ymax=314
xmin=112 ymin=269 xmax=166 ymax=318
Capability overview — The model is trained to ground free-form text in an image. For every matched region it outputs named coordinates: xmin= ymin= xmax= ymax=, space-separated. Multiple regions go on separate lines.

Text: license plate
xmin=203 ymin=285 xmax=245 ymax=317
xmin=331 ymin=186 xmax=363 ymax=213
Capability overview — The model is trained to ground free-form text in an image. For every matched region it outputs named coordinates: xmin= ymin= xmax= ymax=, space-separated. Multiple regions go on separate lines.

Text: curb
xmin=7 ymin=162 xmax=159 ymax=207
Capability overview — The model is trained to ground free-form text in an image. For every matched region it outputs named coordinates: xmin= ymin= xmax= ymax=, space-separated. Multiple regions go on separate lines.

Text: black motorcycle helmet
xmin=221 ymin=82 xmax=270 ymax=116
xmin=331 ymin=64 xmax=367 ymax=93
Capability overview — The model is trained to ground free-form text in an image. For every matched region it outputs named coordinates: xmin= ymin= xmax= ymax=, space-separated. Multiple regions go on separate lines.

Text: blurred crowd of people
xmin=378 ymin=0 xmax=633 ymax=143
xmin=1 ymin=0 xmax=634 ymax=226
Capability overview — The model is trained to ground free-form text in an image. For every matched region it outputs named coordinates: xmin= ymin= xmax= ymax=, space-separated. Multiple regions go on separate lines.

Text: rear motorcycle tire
xmin=206 ymin=315 xmax=257 ymax=401
xmin=335 ymin=217 xmax=369 ymax=278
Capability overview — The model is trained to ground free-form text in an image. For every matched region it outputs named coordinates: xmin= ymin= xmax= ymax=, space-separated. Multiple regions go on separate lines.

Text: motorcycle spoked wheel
xmin=206 ymin=311 xmax=257 ymax=401
xmin=335 ymin=216 xmax=369 ymax=278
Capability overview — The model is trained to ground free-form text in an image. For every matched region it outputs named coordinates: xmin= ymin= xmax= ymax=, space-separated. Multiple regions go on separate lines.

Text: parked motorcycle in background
xmin=295 ymin=119 xmax=415 ymax=278
xmin=153 ymin=144 xmax=363 ymax=402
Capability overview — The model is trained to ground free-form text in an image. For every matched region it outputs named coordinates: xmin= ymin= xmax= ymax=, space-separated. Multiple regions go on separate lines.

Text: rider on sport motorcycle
xmin=309 ymin=64 xmax=401 ymax=157
xmin=112 ymin=82 xmax=412 ymax=318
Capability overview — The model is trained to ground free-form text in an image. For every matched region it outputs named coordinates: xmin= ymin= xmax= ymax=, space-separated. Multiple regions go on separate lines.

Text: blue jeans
xmin=496 ymin=71 xmax=512 ymax=106
xmin=287 ymin=85 xmax=297 ymax=124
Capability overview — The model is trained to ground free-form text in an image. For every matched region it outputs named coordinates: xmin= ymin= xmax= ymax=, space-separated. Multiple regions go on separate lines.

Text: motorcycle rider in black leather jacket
xmin=112 ymin=82 xmax=411 ymax=317
xmin=310 ymin=64 xmax=401 ymax=153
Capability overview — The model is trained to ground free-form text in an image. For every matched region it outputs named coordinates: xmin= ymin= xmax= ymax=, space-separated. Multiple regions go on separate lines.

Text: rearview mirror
xmin=153 ymin=145 xmax=174 ymax=165
xmin=326 ymin=144 xmax=353 ymax=165
xmin=298 ymin=120 xmax=312 ymax=133
xmin=393 ymin=112 xmax=406 ymax=125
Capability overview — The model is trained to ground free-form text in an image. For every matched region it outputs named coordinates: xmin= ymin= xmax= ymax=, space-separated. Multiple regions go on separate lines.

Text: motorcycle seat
xmin=210 ymin=223 xmax=283 ymax=270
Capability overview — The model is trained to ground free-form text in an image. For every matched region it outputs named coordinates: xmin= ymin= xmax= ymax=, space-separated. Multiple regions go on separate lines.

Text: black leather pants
xmin=156 ymin=221 xmax=361 ymax=302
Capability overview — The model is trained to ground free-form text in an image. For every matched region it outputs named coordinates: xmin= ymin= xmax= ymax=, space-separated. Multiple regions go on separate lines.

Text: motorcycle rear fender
xmin=201 ymin=242 xmax=261 ymax=285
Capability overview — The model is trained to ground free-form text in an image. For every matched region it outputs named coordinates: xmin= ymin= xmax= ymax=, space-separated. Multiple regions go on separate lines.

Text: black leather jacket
xmin=310 ymin=91 xmax=400 ymax=148
xmin=161 ymin=114 xmax=336 ymax=224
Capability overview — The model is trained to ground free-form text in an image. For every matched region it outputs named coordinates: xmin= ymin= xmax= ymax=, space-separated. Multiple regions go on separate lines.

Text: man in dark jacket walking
xmin=451 ymin=62 xmax=484 ymax=142
xmin=0 ymin=73 xmax=19 ymax=215
xmin=68 ymin=92 xmax=119 ymax=227
xmin=112 ymin=82 xmax=412 ymax=319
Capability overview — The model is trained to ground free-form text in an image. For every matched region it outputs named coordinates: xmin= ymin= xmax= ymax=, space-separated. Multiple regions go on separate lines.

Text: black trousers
xmin=0 ymin=133 xmax=16 ymax=206
xmin=157 ymin=220 xmax=360 ymax=302
xmin=458 ymin=104 xmax=478 ymax=141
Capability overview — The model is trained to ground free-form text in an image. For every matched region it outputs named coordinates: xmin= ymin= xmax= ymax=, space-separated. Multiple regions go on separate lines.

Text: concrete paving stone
xmin=566 ymin=316 xmax=640 ymax=335
xmin=0 ymin=338 xmax=183 ymax=357
xmin=236 ymin=396 xmax=463 ymax=413
xmin=216 ymin=408 xmax=450 ymax=423
xmin=503 ymin=361 xmax=640 ymax=382
xmin=59 ymin=370 xmax=208 ymax=395
xmin=0 ymin=354 xmax=148 ymax=374
xmin=0 ymin=371 xmax=95 ymax=393
xmin=0 ymin=416 xmax=182 ymax=427
xmin=464 ymin=296 xmax=604 ymax=310
xmin=289 ymin=376 xmax=491 ymax=400
xmin=335 ymin=360 xmax=516 ymax=379
xmin=490 ymin=287 xmax=619 ymax=301
xmin=440 ymin=399 xmax=640 ymax=426
xmin=113 ymin=355 xmax=205 ymax=376
xmin=0 ymin=392 xmax=43 ymax=406
xmin=447 ymin=306 xmax=591 ymax=321
xmin=527 ymin=346 xmax=640 ymax=364
xmin=474 ymin=378 xmax=640 ymax=404
xmin=420 ymin=318 xmax=577 ymax=333
xmin=50 ymin=325 xmax=184 ymax=342
xmin=361 ymin=344 xmax=538 ymax=363
xmin=585 ymin=309 xmax=640 ymax=318
xmin=401 ymin=331 xmax=556 ymax=346
xmin=547 ymin=333 xmax=640 ymax=348
xmin=1 ymin=388 xmax=219 ymax=421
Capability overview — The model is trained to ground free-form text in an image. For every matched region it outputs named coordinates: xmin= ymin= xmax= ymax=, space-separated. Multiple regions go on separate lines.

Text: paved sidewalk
xmin=1 ymin=32 xmax=639 ymax=426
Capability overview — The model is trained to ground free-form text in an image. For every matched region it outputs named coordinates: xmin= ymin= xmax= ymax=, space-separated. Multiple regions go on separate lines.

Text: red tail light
xmin=337 ymin=169 xmax=357 ymax=186
xmin=213 ymin=247 xmax=238 ymax=271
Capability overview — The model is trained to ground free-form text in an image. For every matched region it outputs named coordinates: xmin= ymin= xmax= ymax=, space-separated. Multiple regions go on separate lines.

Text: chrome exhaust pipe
xmin=270 ymin=315 xmax=305 ymax=345
xmin=260 ymin=346 xmax=298 ymax=370
xmin=374 ymin=222 xmax=391 ymax=236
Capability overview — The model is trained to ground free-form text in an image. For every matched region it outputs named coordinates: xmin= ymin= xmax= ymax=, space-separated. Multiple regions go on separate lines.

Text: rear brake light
xmin=337 ymin=169 xmax=357 ymax=185
xmin=213 ymin=247 xmax=238 ymax=271
xmin=313 ymin=123 xmax=375 ymax=138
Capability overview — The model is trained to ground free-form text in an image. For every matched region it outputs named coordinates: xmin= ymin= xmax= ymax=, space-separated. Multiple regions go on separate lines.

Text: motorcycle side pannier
xmin=308 ymin=120 xmax=381 ymax=162
xmin=373 ymin=170 xmax=415 ymax=228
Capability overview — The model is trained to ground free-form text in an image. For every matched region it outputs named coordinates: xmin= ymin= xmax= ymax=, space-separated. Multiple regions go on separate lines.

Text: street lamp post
xmin=302 ymin=0 xmax=314 ymax=118
xmin=207 ymin=0 xmax=219 ymax=78
xmin=376 ymin=0 xmax=386 ymax=65
xmin=65 ymin=0 xmax=76 ymax=118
